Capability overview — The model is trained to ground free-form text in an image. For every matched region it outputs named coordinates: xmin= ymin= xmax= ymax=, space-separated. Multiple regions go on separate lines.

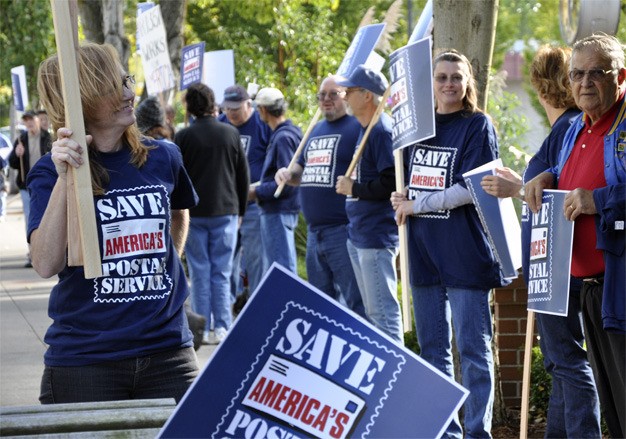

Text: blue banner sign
xmin=160 ymin=265 xmax=468 ymax=438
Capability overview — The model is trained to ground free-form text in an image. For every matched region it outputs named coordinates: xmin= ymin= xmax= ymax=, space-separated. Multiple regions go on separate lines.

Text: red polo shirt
xmin=558 ymin=93 xmax=626 ymax=277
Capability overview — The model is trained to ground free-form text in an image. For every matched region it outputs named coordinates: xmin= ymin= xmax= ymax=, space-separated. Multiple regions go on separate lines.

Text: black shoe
xmin=24 ymin=261 xmax=32 ymax=268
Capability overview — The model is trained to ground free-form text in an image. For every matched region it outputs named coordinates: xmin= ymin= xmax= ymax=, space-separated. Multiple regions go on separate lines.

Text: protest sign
xmin=463 ymin=159 xmax=522 ymax=279
xmin=336 ymin=23 xmax=386 ymax=77
xmin=180 ymin=42 xmax=205 ymax=90
xmin=136 ymin=2 xmax=155 ymax=52
xmin=389 ymin=37 xmax=435 ymax=151
xmin=525 ymin=190 xmax=574 ymax=316
xmin=202 ymin=49 xmax=235 ymax=106
xmin=10 ymin=66 xmax=28 ymax=112
xmin=136 ymin=5 xmax=175 ymax=95
xmin=159 ymin=264 xmax=468 ymax=439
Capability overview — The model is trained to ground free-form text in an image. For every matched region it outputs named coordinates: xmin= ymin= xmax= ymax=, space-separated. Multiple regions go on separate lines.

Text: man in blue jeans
xmin=335 ymin=66 xmax=403 ymax=343
xmin=275 ymin=75 xmax=366 ymax=318
xmin=250 ymin=87 xmax=302 ymax=275
xmin=175 ymin=84 xmax=250 ymax=344
xmin=220 ymin=85 xmax=272 ymax=296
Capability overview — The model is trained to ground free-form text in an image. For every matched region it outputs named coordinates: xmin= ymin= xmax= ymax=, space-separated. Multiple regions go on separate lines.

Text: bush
xmin=529 ymin=345 xmax=551 ymax=422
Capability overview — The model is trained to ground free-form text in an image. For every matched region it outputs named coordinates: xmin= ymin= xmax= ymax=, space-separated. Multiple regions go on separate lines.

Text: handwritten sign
xmin=136 ymin=4 xmax=175 ymax=95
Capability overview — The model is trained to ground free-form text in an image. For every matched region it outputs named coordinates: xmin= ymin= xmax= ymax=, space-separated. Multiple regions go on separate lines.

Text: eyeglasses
xmin=224 ymin=106 xmax=243 ymax=113
xmin=122 ymin=75 xmax=136 ymax=90
xmin=434 ymin=74 xmax=465 ymax=84
xmin=568 ymin=68 xmax=615 ymax=82
xmin=316 ymin=91 xmax=345 ymax=101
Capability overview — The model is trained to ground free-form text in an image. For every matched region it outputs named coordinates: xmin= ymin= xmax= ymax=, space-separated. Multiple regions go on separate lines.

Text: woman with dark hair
xmin=391 ymin=49 xmax=505 ymax=438
xmin=30 ymin=43 xmax=199 ymax=403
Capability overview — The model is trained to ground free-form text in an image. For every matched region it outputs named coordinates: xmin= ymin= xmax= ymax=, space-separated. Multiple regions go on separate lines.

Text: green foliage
xmin=487 ymin=73 xmax=532 ymax=179
xmin=0 ymin=0 xmax=55 ymax=119
xmin=529 ymin=345 xmax=551 ymax=422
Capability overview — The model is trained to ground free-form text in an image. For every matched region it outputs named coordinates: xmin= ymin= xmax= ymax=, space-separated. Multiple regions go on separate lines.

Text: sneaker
xmin=214 ymin=327 xmax=228 ymax=344
xmin=202 ymin=331 xmax=210 ymax=345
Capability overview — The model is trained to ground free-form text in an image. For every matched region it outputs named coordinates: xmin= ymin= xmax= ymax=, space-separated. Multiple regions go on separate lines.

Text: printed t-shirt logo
xmin=93 ymin=185 xmax=173 ymax=302
xmin=240 ymin=135 xmax=251 ymax=154
xmin=408 ymin=144 xmax=456 ymax=219
xmin=301 ymin=135 xmax=340 ymax=187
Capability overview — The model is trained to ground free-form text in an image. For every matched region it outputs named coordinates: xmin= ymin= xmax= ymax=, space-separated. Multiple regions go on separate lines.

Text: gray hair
xmin=572 ymin=32 xmax=625 ymax=70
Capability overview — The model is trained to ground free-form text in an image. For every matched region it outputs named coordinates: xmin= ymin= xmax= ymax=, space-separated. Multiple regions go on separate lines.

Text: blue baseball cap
xmin=337 ymin=64 xmax=388 ymax=96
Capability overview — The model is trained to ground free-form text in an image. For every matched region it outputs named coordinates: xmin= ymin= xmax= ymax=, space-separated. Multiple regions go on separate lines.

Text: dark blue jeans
xmin=39 ymin=347 xmax=198 ymax=404
xmin=535 ymin=290 xmax=601 ymax=438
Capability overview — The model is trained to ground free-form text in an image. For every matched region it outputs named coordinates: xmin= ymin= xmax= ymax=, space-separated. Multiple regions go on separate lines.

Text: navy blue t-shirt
xmin=256 ymin=120 xmax=302 ymax=214
xmin=521 ymin=108 xmax=581 ymax=289
xmin=298 ymin=114 xmax=361 ymax=230
xmin=345 ymin=113 xmax=398 ymax=249
xmin=406 ymin=110 xmax=504 ymax=289
xmin=221 ymin=110 xmax=271 ymax=184
xmin=27 ymin=139 xmax=198 ymax=366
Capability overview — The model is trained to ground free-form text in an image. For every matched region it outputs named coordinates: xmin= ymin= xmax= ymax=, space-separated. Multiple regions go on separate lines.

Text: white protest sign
xmin=202 ymin=49 xmax=235 ymax=105
xmin=136 ymin=5 xmax=175 ymax=95
xmin=10 ymin=65 xmax=28 ymax=112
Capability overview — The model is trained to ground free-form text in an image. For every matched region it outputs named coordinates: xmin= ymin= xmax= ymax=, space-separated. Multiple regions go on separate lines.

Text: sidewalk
xmin=0 ymin=195 xmax=215 ymax=407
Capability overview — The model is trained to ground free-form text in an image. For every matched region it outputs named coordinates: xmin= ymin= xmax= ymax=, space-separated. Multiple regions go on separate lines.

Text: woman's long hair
xmin=38 ymin=43 xmax=148 ymax=195
xmin=530 ymin=46 xmax=576 ymax=109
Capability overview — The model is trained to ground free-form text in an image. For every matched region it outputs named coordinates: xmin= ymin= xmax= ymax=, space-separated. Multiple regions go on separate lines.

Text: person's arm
xmin=480 ymin=167 xmax=523 ymax=199
xmin=350 ymin=166 xmax=395 ymax=200
xmin=275 ymin=163 xmax=304 ymax=186
xmin=30 ymin=128 xmax=86 ymax=278
xmin=411 ymin=183 xmax=473 ymax=213
xmin=170 ymin=209 xmax=189 ymax=257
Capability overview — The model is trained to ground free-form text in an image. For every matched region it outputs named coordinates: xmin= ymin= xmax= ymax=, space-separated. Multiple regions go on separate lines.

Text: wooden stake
xmin=273 ymin=107 xmax=322 ymax=198
xmin=520 ymin=310 xmax=535 ymax=439
xmin=51 ymin=0 xmax=102 ymax=278
xmin=394 ymin=148 xmax=411 ymax=331
xmin=344 ymin=87 xmax=391 ymax=178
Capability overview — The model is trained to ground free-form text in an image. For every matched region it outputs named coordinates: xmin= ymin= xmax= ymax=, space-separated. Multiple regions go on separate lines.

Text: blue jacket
xmin=552 ymin=95 xmax=626 ymax=333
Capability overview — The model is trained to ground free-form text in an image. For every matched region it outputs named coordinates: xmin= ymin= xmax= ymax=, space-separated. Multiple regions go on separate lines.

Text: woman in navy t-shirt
xmin=30 ymin=43 xmax=199 ymax=404
xmin=392 ymin=50 xmax=505 ymax=438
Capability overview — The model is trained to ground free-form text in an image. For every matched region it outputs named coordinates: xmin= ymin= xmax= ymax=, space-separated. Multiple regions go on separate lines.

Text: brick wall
xmin=493 ymin=275 xmax=537 ymax=408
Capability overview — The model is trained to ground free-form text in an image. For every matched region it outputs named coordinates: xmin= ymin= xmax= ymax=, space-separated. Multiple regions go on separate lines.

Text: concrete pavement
xmin=0 ymin=194 xmax=216 ymax=407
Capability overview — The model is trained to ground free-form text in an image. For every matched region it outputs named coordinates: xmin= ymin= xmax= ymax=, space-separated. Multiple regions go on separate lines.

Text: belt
xmin=582 ymin=276 xmax=604 ymax=285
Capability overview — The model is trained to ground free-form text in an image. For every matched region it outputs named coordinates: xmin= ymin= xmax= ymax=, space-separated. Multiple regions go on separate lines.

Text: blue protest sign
xmin=180 ymin=42 xmax=205 ymax=90
xmin=10 ymin=66 xmax=28 ymax=112
xmin=159 ymin=265 xmax=467 ymax=439
xmin=336 ymin=23 xmax=386 ymax=77
xmin=389 ymin=37 xmax=435 ymax=150
xmin=526 ymin=190 xmax=574 ymax=316
xmin=408 ymin=0 xmax=433 ymax=44
xmin=463 ymin=159 xmax=522 ymax=279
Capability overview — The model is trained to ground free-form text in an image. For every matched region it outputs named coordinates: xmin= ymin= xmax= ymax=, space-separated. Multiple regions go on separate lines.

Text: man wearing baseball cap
xmin=335 ymin=65 xmax=403 ymax=342
xmin=220 ymin=85 xmax=272 ymax=298
xmin=249 ymin=87 xmax=302 ymax=276
xmin=8 ymin=110 xmax=52 ymax=267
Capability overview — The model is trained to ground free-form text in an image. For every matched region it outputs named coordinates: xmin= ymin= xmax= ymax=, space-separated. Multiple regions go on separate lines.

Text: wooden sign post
xmin=50 ymin=0 xmax=102 ymax=278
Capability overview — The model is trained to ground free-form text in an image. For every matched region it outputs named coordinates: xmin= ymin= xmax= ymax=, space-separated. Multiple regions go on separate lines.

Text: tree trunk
xmin=102 ymin=0 xmax=130 ymax=70
xmin=433 ymin=0 xmax=499 ymax=111
xmin=160 ymin=0 xmax=186 ymax=102
xmin=77 ymin=0 xmax=104 ymax=44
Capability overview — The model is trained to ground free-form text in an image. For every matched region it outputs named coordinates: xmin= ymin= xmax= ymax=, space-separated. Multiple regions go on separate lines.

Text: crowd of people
xmin=10 ymin=31 xmax=624 ymax=438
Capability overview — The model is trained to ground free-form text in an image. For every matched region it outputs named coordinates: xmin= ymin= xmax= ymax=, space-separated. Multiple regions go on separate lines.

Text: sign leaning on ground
xmin=159 ymin=265 xmax=468 ymax=439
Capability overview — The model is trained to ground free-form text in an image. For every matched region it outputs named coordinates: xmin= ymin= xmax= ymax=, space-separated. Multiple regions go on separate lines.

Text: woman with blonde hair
xmin=392 ymin=49 xmax=505 ymax=438
xmin=29 ymin=43 xmax=199 ymax=403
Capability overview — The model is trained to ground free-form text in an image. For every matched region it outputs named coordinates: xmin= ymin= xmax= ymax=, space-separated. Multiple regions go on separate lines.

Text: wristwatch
xmin=518 ymin=185 xmax=525 ymax=201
